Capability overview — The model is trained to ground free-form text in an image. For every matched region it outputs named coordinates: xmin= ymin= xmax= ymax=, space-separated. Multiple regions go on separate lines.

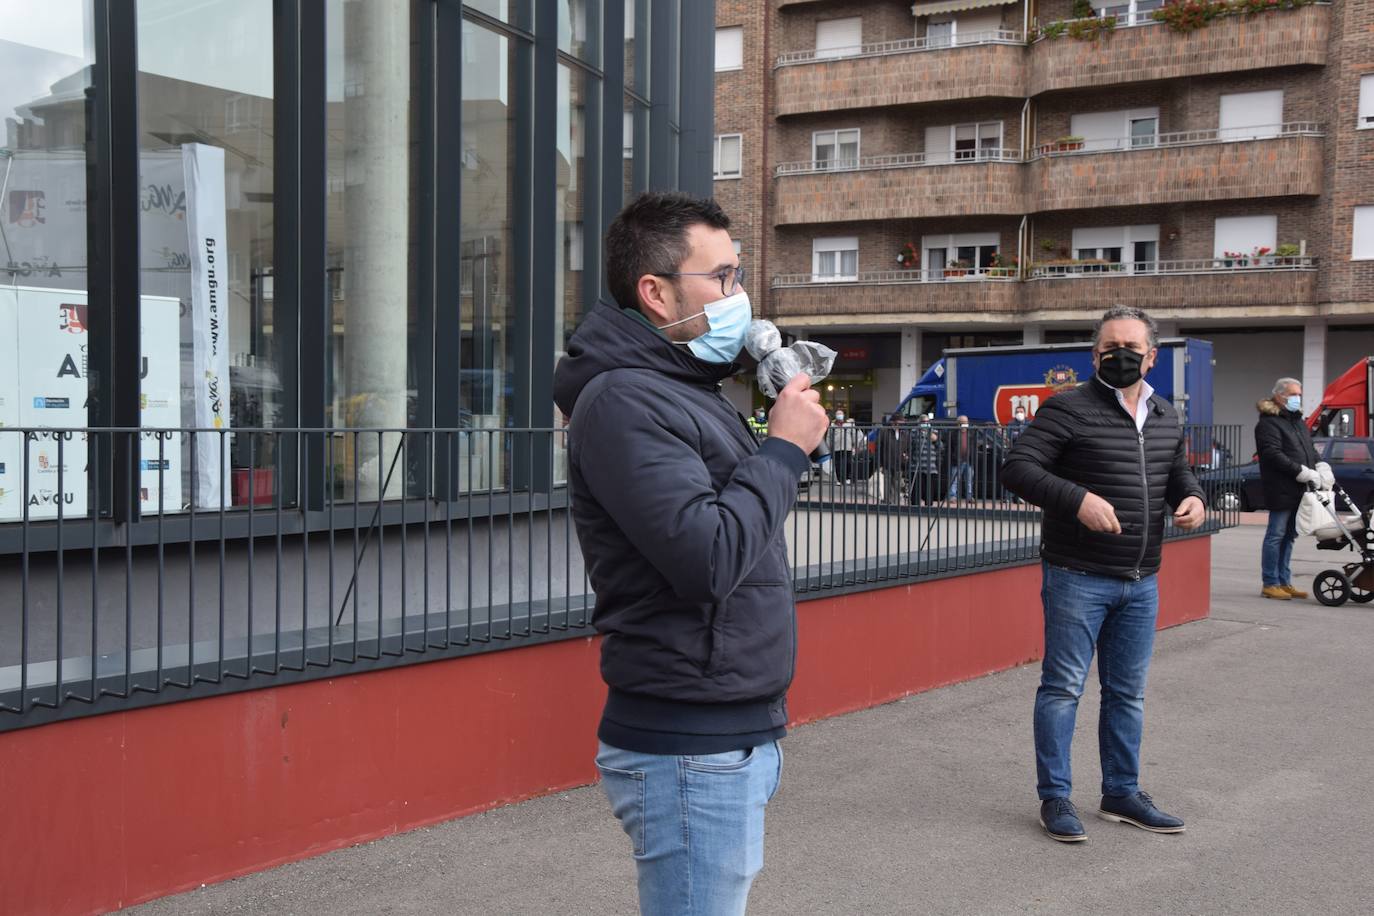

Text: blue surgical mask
xmin=664 ymin=290 xmax=751 ymax=364
xmin=1285 ymin=394 xmax=1302 ymax=413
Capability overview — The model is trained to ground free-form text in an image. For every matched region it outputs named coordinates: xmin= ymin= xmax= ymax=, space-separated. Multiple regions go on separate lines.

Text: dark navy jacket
xmin=552 ymin=302 xmax=810 ymax=754
xmin=1002 ymin=378 xmax=1205 ymax=580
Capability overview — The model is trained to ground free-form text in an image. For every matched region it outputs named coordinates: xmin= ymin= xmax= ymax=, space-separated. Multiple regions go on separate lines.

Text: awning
xmin=912 ymin=0 xmax=1018 ymax=17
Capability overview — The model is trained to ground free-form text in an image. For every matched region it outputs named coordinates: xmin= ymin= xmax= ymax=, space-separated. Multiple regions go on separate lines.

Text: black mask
xmin=1097 ymin=346 xmax=1145 ymax=389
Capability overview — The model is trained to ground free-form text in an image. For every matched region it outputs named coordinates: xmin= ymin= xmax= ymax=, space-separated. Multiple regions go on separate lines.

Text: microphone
xmin=744 ymin=319 xmax=837 ymax=470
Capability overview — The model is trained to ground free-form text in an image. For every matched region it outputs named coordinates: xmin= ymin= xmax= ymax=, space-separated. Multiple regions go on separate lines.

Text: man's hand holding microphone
xmin=768 ymin=373 xmax=830 ymax=457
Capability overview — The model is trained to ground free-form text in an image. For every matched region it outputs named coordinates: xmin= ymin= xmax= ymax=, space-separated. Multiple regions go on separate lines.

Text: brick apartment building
xmin=712 ymin=0 xmax=1373 ymax=449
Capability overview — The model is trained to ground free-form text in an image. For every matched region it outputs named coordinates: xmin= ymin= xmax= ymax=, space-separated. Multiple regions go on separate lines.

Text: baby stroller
xmin=1296 ymin=465 xmax=1374 ymax=607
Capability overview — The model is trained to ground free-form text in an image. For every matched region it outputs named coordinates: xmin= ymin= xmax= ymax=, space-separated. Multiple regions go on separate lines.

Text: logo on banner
xmin=7 ymin=190 xmax=46 ymax=227
xmin=992 ymin=366 xmax=1081 ymax=425
xmin=32 ymin=397 xmax=70 ymax=409
xmin=59 ymin=303 xmax=88 ymax=334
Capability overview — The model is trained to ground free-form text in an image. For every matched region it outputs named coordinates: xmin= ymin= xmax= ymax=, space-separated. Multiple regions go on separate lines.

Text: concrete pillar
xmin=1302 ymin=319 xmax=1327 ymax=415
xmin=1021 ymin=324 xmax=1043 ymax=346
xmin=900 ymin=326 xmax=922 ymax=396
xmin=343 ymin=0 xmax=410 ymax=498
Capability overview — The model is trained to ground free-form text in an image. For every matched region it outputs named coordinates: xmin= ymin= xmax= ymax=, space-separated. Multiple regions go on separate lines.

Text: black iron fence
xmin=0 ymin=423 xmax=1241 ymax=730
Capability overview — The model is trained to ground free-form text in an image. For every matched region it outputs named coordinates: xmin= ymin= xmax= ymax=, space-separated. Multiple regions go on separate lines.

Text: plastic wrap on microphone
xmin=744 ymin=319 xmax=837 ymax=399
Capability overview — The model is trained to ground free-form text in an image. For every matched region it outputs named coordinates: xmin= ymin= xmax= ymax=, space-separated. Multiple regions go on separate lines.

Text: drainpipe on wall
xmin=1018 ymin=214 xmax=1029 ymax=280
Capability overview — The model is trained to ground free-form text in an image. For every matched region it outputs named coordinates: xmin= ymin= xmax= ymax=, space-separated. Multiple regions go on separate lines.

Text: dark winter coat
xmin=1255 ymin=397 xmax=1320 ymax=512
xmin=1002 ymin=379 xmax=1205 ymax=580
xmin=551 ymin=301 xmax=810 ymax=755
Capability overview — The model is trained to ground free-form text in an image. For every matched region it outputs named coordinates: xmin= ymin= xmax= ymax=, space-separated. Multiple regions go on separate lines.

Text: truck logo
xmin=992 ymin=366 xmax=1080 ymax=424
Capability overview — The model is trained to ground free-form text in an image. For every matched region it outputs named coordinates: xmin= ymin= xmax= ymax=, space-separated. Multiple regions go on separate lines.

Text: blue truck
xmin=891 ymin=338 xmax=1215 ymax=427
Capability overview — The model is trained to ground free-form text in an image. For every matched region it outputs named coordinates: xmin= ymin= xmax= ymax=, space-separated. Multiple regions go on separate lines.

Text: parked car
xmin=1199 ymin=437 xmax=1374 ymax=511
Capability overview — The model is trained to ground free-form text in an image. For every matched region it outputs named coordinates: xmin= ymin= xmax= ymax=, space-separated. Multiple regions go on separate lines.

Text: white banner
xmin=183 ymin=143 xmax=232 ymax=509
xmin=0 ymin=288 xmax=21 ymax=521
xmin=0 ymin=286 xmax=183 ymax=520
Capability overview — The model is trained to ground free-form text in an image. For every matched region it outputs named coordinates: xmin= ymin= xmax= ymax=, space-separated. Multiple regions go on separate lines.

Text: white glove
xmin=1295 ymin=466 xmax=1319 ymax=485
xmin=1315 ymin=462 xmax=1335 ymax=490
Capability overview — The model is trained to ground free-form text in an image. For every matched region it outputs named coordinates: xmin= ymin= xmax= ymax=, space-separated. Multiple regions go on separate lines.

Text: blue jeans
xmin=1035 ymin=563 xmax=1158 ymax=800
xmin=1261 ymin=508 xmax=1298 ymax=587
xmin=597 ymin=740 xmax=783 ymax=916
xmin=947 ymin=462 xmax=974 ymax=500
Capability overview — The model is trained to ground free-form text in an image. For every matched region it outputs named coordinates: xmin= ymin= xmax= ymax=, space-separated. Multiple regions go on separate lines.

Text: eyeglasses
xmin=653 ymin=265 xmax=746 ymax=298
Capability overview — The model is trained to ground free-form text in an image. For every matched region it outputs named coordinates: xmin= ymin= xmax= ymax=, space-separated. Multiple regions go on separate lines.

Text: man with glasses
xmin=1003 ymin=306 xmax=1207 ymax=843
xmin=553 ymin=192 xmax=828 ymax=914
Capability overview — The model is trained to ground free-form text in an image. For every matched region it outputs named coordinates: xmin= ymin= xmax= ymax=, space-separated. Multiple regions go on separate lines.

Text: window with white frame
xmin=1071 ymin=225 xmax=1158 ymax=272
xmin=715 ymin=27 xmax=743 ymax=71
xmin=816 ymin=17 xmax=862 ymax=59
xmin=1219 ymin=90 xmax=1284 ymax=141
xmin=567 ymin=223 xmax=584 ymax=272
xmin=1095 ymin=0 xmax=1164 ymax=27
xmin=921 ymin=232 xmax=999 ymax=276
xmin=1213 ymin=215 xmax=1278 ymax=259
xmin=623 ymin=111 xmax=634 ymax=159
xmin=812 ymin=236 xmax=859 ymax=281
xmin=1069 ymin=108 xmax=1159 ymax=152
xmin=1360 ymin=75 xmax=1374 ymax=130
xmin=813 ymin=129 xmax=860 ymax=169
xmin=924 ymin=122 xmax=1002 ymax=163
xmin=1353 ymin=206 xmax=1374 ymax=260
xmin=713 ymin=134 xmax=742 ymax=179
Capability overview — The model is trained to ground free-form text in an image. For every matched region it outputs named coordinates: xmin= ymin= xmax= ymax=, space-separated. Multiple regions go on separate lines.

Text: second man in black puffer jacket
xmin=1003 ymin=307 xmax=1206 ymax=844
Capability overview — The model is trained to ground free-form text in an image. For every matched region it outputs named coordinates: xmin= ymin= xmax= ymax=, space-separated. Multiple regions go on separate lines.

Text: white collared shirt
xmin=1097 ymin=376 xmax=1155 ymax=432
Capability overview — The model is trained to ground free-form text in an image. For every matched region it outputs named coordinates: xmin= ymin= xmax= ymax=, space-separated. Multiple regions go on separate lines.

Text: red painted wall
xmin=0 ymin=537 xmax=1210 ymax=916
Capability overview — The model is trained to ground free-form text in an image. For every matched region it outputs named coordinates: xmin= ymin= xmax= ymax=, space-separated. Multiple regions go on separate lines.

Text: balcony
xmin=773 ymin=150 xmax=1024 ymax=224
xmin=769 ymin=270 xmax=1022 ymax=320
xmin=1028 ymin=4 xmax=1331 ymax=95
xmin=1023 ymin=258 xmax=1319 ymax=314
xmin=774 ymin=31 xmax=1026 ymax=116
xmin=1028 ymin=125 xmax=1324 ymax=210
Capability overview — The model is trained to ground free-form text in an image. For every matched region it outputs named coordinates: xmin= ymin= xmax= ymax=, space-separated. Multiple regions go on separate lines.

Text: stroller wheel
xmin=1350 ymin=585 xmax=1374 ymax=604
xmin=1313 ymin=570 xmax=1351 ymax=607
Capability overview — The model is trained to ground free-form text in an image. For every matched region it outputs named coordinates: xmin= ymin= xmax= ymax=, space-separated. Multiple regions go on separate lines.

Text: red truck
xmin=1309 ymin=356 xmax=1374 ymax=439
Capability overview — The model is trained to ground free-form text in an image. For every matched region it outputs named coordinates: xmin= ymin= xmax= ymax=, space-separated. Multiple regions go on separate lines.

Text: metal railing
xmin=775 ymin=148 xmax=1021 ymax=176
xmin=776 ymin=29 xmax=1025 ymax=66
xmin=773 ymin=268 xmax=1020 ymax=288
xmin=1031 ymin=122 xmax=1322 ymax=157
xmin=0 ymin=422 xmax=1239 ymax=730
xmin=1029 ymin=257 xmax=1318 ymax=278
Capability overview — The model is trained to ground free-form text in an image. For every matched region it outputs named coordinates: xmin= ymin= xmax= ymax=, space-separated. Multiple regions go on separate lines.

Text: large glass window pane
xmin=555 ymin=63 xmax=597 ymax=355
xmin=136 ymin=0 xmax=276 ymax=512
xmin=559 ymin=0 xmax=601 ymax=65
xmin=625 ymin=0 xmax=648 ymax=94
xmin=465 ymin=0 xmax=532 ymax=31
xmin=0 ymin=0 xmax=94 ymax=522
xmin=461 ymin=20 xmax=527 ymax=492
xmin=326 ymin=0 xmax=422 ymax=501
xmin=623 ymin=95 xmax=648 ymax=203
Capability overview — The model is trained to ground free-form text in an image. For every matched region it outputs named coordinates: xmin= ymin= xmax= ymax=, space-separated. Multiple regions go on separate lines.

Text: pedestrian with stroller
xmin=1255 ymin=377 xmax=1321 ymax=600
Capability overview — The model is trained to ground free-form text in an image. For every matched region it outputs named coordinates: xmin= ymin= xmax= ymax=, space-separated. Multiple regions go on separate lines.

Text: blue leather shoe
xmin=1098 ymin=791 xmax=1185 ymax=834
xmin=1039 ymin=797 xmax=1087 ymax=842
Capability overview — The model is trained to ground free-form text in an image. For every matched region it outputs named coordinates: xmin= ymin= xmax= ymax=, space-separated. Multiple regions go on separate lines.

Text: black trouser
xmin=833 ymin=450 xmax=853 ymax=482
xmin=911 ymin=472 xmax=942 ymax=506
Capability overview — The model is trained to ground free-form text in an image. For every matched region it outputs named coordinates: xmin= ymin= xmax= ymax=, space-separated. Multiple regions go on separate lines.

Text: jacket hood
xmin=1257 ymin=397 xmax=1291 ymax=417
xmin=552 ymin=298 xmax=739 ymax=416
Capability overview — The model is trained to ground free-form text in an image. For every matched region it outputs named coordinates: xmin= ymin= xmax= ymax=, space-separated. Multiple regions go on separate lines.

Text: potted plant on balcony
xmin=1252 ymin=245 xmax=1274 ymax=266
xmin=944 ymin=258 xmax=974 ymax=278
xmin=1221 ymin=250 xmax=1247 ymax=268
xmin=987 ymin=252 xmax=1018 ymax=278
xmin=1053 ymin=135 xmax=1086 ymax=152
xmin=896 ymin=242 xmax=919 ymax=270
xmin=1274 ymin=243 xmax=1301 ymax=266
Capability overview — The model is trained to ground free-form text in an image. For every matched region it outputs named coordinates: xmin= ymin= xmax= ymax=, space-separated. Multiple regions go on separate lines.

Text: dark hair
xmin=605 ymin=191 xmax=731 ymax=312
xmin=1092 ymin=306 xmax=1159 ymax=349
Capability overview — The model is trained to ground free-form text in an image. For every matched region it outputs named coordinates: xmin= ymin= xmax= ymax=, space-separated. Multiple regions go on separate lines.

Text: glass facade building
xmin=0 ymin=0 xmax=714 ymax=523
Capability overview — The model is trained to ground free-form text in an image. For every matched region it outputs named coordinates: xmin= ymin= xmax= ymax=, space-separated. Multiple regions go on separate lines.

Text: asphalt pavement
xmin=124 ymin=521 xmax=1374 ymax=916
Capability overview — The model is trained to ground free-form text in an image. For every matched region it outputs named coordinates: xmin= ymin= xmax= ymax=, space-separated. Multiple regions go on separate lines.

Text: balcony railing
xmin=1029 ymin=257 xmax=1318 ymax=278
xmin=1032 ymin=123 xmax=1323 ymax=158
xmin=775 ymin=29 xmax=1025 ymax=67
xmin=773 ymin=268 xmax=1020 ymax=288
xmin=775 ymin=148 xmax=1022 ymax=176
